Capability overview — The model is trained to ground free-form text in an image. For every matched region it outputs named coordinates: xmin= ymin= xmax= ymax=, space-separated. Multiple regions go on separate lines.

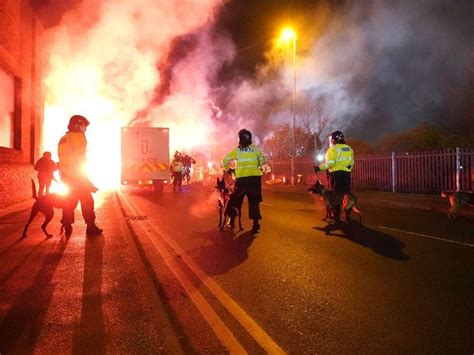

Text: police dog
xmin=216 ymin=177 xmax=242 ymax=230
xmin=308 ymin=180 xmax=361 ymax=223
xmin=22 ymin=179 xmax=68 ymax=238
xmin=441 ymin=191 xmax=474 ymax=219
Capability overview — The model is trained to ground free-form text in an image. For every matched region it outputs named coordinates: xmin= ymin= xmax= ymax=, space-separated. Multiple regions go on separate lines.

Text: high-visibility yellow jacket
xmin=57 ymin=131 xmax=87 ymax=177
xmin=223 ymin=145 xmax=266 ymax=178
xmin=170 ymin=160 xmax=184 ymax=173
xmin=320 ymin=143 xmax=354 ymax=172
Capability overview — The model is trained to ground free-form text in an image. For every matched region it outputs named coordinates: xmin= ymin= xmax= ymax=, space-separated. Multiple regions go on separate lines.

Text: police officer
xmin=313 ymin=130 xmax=354 ymax=222
xmin=58 ymin=115 xmax=103 ymax=236
xmin=223 ymin=129 xmax=266 ymax=232
xmin=170 ymin=151 xmax=184 ymax=191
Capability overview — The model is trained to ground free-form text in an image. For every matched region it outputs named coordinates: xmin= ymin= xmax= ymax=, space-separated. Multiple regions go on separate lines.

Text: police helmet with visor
xmin=329 ymin=130 xmax=345 ymax=145
xmin=68 ymin=115 xmax=90 ymax=133
xmin=238 ymin=129 xmax=252 ymax=147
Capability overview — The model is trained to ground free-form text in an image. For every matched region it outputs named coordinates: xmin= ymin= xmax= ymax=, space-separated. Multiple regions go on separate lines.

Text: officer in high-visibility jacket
xmin=170 ymin=151 xmax=184 ymax=191
xmin=314 ymin=130 xmax=354 ymax=222
xmin=223 ymin=129 xmax=266 ymax=232
xmin=58 ymin=115 xmax=102 ymax=236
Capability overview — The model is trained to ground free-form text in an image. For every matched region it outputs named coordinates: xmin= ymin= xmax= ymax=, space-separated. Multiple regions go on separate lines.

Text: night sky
xmin=30 ymin=0 xmax=473 ymax=142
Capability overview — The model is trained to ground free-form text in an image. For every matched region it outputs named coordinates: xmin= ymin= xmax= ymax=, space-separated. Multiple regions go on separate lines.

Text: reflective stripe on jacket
xmin=223 ymin=145 xmax=266 ymax=178
xmin=58 ymin=131 xmax=87 ymax=177
xmin=320 ymin=144 xmax=354 ymax=172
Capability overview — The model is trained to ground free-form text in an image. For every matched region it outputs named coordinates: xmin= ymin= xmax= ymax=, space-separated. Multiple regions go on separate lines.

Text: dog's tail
xmin=440 ymin=191 xmax=450 ymax=198
xmin=31 ymin=179 xmax=38 ymax=200
xmin=352 ymin=206 xmax=362 ymax=223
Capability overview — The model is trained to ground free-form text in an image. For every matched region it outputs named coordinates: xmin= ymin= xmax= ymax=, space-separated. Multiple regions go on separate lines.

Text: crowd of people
xmin=34 ymin=113 xmax=353 ymax=236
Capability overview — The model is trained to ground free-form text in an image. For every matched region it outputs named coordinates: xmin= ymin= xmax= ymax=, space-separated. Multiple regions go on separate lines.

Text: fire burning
xmin=40 ymin=0 xmax=229 ymax=191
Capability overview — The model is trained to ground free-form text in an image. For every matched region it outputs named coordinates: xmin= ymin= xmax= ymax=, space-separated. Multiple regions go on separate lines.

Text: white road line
xmin=119 ymin=192 xmax=247 ymax=354
xmin=379 ymin=226 xmax=474 ymax=248
xmin=121 ymin=192 xmax=286 ymax=354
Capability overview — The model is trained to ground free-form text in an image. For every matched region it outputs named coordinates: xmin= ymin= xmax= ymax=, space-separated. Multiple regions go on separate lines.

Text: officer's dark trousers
xmin=328 ymin=171 xmax=351 ymax=194
xmin=226 ymin=176 xmax=262 ymax=220
xmin=60 ymin=177 xmax=96 ymax=226
xmin=328 ymin=171 xmax=351 ymax=221
xmin=172 ymin=172 xmax=183 ymax=190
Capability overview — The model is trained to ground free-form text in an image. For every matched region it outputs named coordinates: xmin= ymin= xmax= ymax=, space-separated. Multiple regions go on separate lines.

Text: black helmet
xmin=329 ymin=130 xmax=345 ymax=145
xmin=238 ymin=129 xmax=252 ymax=147
xmin=174 ymin=151 xmax=182 ymax=159
xmin=68 ymin=115 xmax=90 ymax=132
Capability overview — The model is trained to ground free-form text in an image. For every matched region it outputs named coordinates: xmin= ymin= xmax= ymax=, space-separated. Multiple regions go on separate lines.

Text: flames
xmin=40 ymin=0 xmax=230 ymax=192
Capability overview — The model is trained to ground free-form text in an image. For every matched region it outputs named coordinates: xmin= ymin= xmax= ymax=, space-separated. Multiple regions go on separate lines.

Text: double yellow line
xmin=118 ymin=191 xmax=286 ymax=354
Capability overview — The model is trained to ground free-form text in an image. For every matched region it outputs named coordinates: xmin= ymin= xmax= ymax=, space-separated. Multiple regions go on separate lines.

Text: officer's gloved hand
xmin=313 ymin=166 xmax=321 ymax=173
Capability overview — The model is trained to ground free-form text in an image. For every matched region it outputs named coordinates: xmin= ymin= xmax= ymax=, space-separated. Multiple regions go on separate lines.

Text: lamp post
xmin=280 ymin=27 xmax=297 ymax=185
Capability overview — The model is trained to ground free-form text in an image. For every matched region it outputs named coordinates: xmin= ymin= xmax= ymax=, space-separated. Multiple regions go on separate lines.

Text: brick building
xmin=0 ymin=0 xmax=44 ymax=209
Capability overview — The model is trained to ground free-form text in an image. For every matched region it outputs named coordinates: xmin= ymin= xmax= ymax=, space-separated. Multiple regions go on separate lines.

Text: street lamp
xmin=279 ymin=27 xmax=297 ymax=185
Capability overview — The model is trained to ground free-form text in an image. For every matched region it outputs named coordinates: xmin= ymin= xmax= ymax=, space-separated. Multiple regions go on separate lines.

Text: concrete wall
xmin=0 ymin=0 xmax=43 ymax=209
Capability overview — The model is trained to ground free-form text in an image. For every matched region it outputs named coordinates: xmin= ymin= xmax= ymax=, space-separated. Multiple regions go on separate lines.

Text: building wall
xmin=0 ymin=0 xmax=43 ymax=209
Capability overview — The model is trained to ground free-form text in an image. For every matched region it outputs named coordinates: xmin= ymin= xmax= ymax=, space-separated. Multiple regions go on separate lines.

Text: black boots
xmin=86 ymin=223 xmax=103 ymax=236
xmin=326 ymin=205 xmax=341 ymax=225
xmin=251 ymin=219 xmax=260 ymax=232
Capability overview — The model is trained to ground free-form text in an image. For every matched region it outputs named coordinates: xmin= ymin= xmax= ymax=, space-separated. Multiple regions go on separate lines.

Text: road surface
xmin=0 ymin=182 xmax=473 ymax=353
xmin=119 ymin=183 xmax=474 ymax=353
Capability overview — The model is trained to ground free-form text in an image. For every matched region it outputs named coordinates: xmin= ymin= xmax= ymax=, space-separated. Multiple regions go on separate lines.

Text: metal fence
xmin=268 ymin=148 xmax=474 ymax=194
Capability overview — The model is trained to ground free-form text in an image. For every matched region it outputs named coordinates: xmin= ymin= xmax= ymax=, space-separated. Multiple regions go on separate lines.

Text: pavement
xmin=263 ymin=183 xmax=474 ymax=218
xmin=0 ymin=185 xmax=472 ymax=352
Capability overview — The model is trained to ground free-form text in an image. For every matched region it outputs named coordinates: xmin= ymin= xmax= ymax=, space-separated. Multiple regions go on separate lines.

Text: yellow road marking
xmin=119 ymin=192 xmax=247 ymax=354
xmin=120 ymin=192 xmax=286 ymax=354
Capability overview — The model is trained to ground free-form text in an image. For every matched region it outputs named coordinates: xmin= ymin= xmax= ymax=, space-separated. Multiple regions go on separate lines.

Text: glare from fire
xmin=40 ymin=0 xmax=228 ymax=190
xmin=56 ymin=182 xmax=69 ymax=196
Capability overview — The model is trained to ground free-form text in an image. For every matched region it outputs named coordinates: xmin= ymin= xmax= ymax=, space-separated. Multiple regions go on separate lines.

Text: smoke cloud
xmin=38 ymin=0 xmax=472 ymax=188
xmin=39 ymin=0 xmax=232 ymax=187
xmin=223 ymin=0 xmax=473 ymax=142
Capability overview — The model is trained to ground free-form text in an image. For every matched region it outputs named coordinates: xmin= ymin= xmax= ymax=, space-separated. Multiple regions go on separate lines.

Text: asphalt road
xmin=119 ymin=182 xmax=474 ymax=354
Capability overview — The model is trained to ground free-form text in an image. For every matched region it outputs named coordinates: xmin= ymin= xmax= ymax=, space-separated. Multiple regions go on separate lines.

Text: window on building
xmin=0 ymin=67 xmax=15 ymax=148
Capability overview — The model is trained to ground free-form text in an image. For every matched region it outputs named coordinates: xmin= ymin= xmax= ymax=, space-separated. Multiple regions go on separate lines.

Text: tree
xmin=377 ymin=123 xmax=446 ymax=152
xmin=346 ymin=139 xmax=375 ymax=155
xmin=263 ymin=124 xmax=313 ymax=160
xmin=299 ymin=95 xmax=330 ymax=152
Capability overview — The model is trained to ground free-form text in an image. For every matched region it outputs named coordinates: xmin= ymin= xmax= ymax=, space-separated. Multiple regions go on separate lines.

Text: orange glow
xmin=39 ymin=1 xmax=234 ymax=192
xmin=42 ymin=105 xmax=121 ymax=191
xmin=56 ymin=182 xmax=69 ymax=196
xmin=280 ymin=27 xmax=296 ymax=43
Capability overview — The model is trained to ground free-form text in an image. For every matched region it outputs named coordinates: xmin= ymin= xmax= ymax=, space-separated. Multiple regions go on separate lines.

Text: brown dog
xmin=441 ymin=191 xmax=474 ymax=219
xmin=216 ymin=176 xmax=242 ymax=230
xmin=22 ymin=179 xmax=69 ymax=238
xmin=308 ymin=180 xmax=361 ymax=223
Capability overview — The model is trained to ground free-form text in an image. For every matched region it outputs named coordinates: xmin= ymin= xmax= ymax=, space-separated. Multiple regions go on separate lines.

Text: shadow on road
xmin=314 ymin=222 xmax=409 ymax=260
xmin=72 ymin=234 xmax=106 ymax=354
xmin=191 ymin=229 xmax=257 ymax=276
xmin=0 ymin=234 xmax=70 ymax=353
